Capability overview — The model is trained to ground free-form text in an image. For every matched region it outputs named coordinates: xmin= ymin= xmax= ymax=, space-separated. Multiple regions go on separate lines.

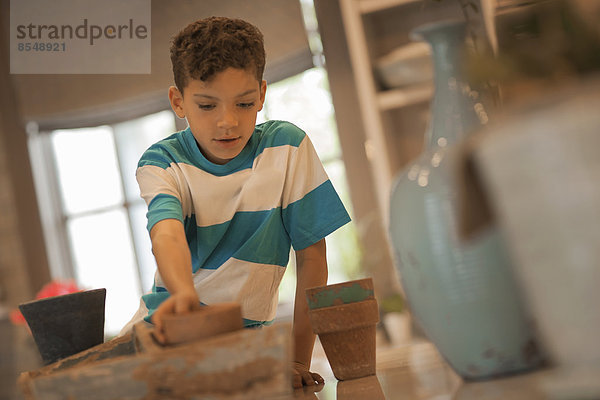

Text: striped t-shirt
xmin=121 ymin=120 xmax=351 ymax=331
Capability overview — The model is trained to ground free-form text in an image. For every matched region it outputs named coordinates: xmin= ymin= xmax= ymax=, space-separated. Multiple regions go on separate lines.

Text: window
xmin=30 ymin=111 xmax=176 ymax=335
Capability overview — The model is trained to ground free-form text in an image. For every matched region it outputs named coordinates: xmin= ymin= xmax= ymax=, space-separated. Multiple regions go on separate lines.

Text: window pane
xmin=264 ymin=67 xmax=340 ymax=161
xmin=257 ymin=108 xmax=267 ymax=125
xmin=113 ymin=110 xmax=176 ymax=203
xmin=324 ymin=159 xmax=352 ymax=215
xmin=67 ymin=209 xmax=141 ymax=335
xmin=324 ymin=160 xmax=362 ymax=283
xmin=265 ymin=67 xmax=362 ymax=307
xmin=51 ymin=126 xmax=124 ymax=215
xmin=130 ymin=202 xmax=157 ymax=293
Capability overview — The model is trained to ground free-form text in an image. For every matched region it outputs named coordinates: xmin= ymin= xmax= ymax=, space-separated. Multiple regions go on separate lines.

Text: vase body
xmin=389 ymin=20 xmax=542 ymax=379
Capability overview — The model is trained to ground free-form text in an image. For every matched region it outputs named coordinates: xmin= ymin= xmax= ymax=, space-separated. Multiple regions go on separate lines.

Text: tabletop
xmin=286 ymin=340 xmax=598 ymax=400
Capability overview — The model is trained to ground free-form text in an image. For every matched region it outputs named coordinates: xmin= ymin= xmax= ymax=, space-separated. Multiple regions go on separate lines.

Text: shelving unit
xmin=337 ymin=0 xmax=462 ymax=221
xmin=312 ymin=0 xmax=466 ymax=301
xmin=357 ymin=0 xmax=420 ymax=14
xmin=377 ymin=83 xmax=433 ymax=111
xmin=339 ymin=0 xmax=425 ymax=220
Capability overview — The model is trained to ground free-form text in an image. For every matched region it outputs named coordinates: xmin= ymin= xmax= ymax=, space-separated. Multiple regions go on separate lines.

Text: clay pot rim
xmin=306 ymin=278 xmax=374 ymax=294
xmin=18 ymin=288 xmax=106 ymax=309
xmin=306 ymin=278 xmax=375 ymax=310
xmin=309 ymin=298 xmax=379 ymax=317
xmin=308 ymin=298 xmax=379 ymax=334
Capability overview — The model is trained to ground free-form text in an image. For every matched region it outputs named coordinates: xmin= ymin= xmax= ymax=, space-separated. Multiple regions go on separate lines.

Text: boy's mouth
xmin=213 ymin=137 xmax=242 ymax=148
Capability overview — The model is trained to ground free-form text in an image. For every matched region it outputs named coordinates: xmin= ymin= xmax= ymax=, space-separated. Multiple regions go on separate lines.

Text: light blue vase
xmin=389 ymin=20 xmax=542 ymax=380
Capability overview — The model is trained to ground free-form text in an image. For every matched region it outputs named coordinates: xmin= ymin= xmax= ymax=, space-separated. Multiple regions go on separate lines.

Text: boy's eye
xmin=197 ymin=104 xmax=215 ymax=111
xmin=238 ymin=102 xmax=255 ymax=109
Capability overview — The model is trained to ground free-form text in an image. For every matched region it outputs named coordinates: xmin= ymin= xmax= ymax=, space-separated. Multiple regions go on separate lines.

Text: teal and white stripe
xmin=119 ymin=120 xmax=350 ymax=333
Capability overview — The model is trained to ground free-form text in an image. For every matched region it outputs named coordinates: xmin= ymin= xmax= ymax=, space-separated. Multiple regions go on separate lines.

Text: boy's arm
xmin=149 ymin=218 xmax=201 ymax=343
xmin=292 ymin=238 xmax=328 ymax=388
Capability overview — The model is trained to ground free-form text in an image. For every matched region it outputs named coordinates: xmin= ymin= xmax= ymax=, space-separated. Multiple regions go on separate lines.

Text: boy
xmin=121 ymin=17 xmax=351 ymax=388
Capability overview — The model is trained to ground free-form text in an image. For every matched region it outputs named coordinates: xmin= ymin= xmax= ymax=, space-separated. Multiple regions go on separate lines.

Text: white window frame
xmin=27 ymin=97 xmax=183 ymax=289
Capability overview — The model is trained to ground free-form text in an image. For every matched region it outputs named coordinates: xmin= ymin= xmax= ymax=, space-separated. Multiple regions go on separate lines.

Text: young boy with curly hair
xmin=121 ymin=16 xmax=351 ymax=388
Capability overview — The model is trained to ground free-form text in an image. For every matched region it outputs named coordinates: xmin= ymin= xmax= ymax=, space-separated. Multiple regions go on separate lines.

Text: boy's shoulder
xmin=137 ymin=121 xmax=309 ymax=170
xmin=255 ymin=120 xmax=306 ymax=150
xmin=138 ymin=130 xmax=189 ymax=169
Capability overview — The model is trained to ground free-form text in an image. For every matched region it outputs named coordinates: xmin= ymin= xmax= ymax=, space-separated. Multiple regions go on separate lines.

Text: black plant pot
xmin=19 ymin=288 xmax=106 ymax=365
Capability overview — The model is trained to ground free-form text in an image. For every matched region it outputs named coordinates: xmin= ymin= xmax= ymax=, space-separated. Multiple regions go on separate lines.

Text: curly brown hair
xmin=170 ymin=17 xmax=266 ymax=94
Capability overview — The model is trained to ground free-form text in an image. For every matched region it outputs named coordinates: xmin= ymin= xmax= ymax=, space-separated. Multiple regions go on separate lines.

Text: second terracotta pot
xmin=308 ymin=298 xmax=379 ymax=380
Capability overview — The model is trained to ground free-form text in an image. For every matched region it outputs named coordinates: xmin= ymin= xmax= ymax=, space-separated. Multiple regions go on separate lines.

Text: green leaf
xmin=381 ymin=294 xmax=405 ymax=313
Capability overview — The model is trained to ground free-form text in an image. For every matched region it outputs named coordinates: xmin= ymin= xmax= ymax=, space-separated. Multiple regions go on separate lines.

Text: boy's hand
xmin=151 ymin=289 xmax=201 ymax=344
xmin=292 ymin=361 xmax=324 ymax=388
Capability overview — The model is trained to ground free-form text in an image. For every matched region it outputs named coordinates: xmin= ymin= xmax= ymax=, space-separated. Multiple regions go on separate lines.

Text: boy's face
xmin=169 ymin=68 xmax=267 ymax=165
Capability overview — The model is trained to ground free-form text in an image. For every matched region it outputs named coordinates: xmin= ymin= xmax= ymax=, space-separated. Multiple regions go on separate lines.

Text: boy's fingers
xmin=311 ymin=372 xmax=324 ymax=384
xmin=151 ymin=310 xmax=163 ymax=329
xmin=150 ymin=299 xmax=177 ymax=343
xmin=291 ymin=362 xmax=323 ymax=388
xmin=295 ymin=368 xmax=316 ymax=386
xmin=150 ymin=316 xmax=166 ymax=344
xmin=292 ymin=373 xmax=303 ymax=388
xmin=303 ymin=377 xmax=315 ymax=386
xmin=292 ymin=370 xmax=323 ymax=389
xmin=173 ymin=294 xmax=200 ymax=314
xmin=153 ymin=328 xmax=166 ymax=344
xmin=302 ymin=371 xmax=317 ymax=386
xmin=174 ymin=300 xmax=189 ymax=314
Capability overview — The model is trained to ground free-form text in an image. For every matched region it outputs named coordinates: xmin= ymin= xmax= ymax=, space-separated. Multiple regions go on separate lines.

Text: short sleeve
xmin=281 ymin=134 xmax=351 ymax=250
xmin=136 ymin=163 xmax=184 ymax=232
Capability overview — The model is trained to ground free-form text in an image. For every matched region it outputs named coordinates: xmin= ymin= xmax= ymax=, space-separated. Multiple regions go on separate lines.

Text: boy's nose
xmin=217 ymin=108 xmax=238 ymax=130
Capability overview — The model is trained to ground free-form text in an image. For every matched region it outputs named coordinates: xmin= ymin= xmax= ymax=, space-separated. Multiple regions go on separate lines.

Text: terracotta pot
xmin=308 ymin=298 xmax=379 ymax=380
xmin=306 ymin=278 xmax=374 ymax=310
xmin=161 ymin=302 xmax=243 ymax=345
xmin=337 ymin=375 xmax=385 ymax=399
xmin=18 ymin=288 xmax=106 ymax=365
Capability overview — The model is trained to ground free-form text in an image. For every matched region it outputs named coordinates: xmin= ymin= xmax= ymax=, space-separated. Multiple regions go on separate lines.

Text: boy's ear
xmin=258 ymin=80 xmax=267 ymax=112
xmin=168 ymin=86 xmax=186 ymax=118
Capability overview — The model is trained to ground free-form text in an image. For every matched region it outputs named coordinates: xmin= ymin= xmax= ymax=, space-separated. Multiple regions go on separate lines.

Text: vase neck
xmin=413 ymin=20 xmax=489 ymax=149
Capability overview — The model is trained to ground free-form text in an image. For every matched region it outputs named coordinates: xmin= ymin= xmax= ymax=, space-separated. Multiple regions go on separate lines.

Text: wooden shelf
xmin=358 ymin=0 xmax=420 ymax=14
xmin=337 ymin=0 xmax=440 ymax=219
xmin=377 ymin=83 xmax=433 ymax=111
